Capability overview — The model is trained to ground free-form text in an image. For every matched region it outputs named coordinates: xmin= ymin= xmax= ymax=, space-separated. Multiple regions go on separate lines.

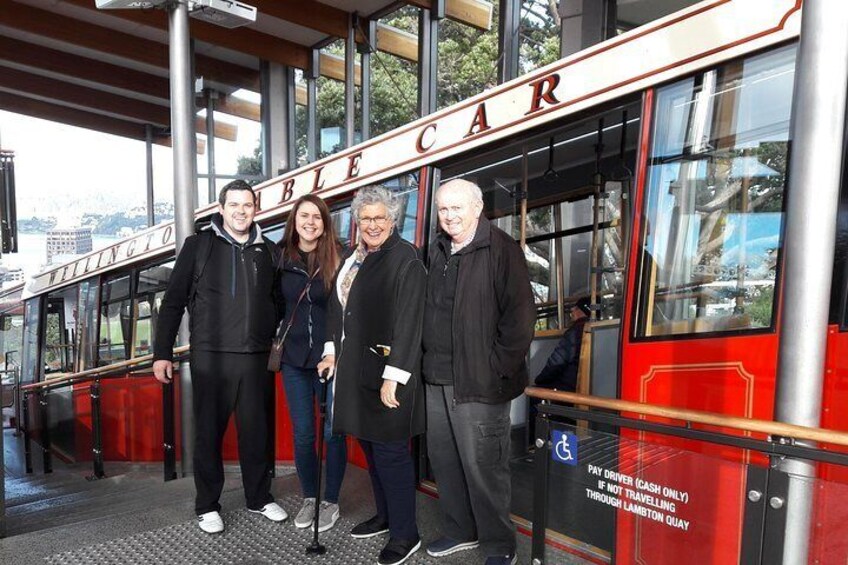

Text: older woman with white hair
xmin=317 ymin=185 xmax=426 ymax=565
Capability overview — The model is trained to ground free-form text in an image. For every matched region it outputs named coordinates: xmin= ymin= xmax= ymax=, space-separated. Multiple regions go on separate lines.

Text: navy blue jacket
xmin=279 ymin=254 xmax=330 ymax=369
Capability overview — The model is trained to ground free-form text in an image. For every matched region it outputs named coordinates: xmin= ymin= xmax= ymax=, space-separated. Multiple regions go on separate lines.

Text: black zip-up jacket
xmin=423 ymin=216 xmax=535 ymax=404
xmin=279 ymin=254 xmax=329 ymax=369
xmin=153 ymin=214 xmax=281 ymax=362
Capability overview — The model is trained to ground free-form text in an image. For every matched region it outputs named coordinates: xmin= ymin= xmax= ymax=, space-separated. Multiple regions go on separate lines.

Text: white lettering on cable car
xmin=587 ymin=464 xmax=691 ymax=532
xmin=24 ymin=0 xmax=801 ymax=298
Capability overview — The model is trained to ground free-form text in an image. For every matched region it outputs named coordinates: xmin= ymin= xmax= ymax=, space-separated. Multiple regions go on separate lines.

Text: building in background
xmin=46 ymin=227 xmax=92 ymax=264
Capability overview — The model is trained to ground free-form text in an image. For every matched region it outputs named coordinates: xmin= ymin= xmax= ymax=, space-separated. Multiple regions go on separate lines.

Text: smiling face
xmin=218 ymin=188 xmax=256 ymax=241
xmin=294 ymin=200 xmax=325 ymax=251
xmin=436 ymin=182 xmax=483 ymax=244
xmin=357 ymin=203 xmax=394 ymax=251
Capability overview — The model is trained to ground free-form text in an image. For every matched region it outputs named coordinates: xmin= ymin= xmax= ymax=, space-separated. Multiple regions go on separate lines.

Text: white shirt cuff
xmin=322 ymin=342 xmax=335 ymax=358
xmin=382 ymin=364 xmax=411 ymax=385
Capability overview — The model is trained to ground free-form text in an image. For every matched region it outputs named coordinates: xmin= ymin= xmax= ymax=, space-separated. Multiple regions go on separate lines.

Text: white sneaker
xmin=294 ymin=498 xmax=316 ymax=529
xmin=249 ymin=502 xmax=288 ymax=522
xmin=197 ymin=511 xmax=224 ymax=534
xmin=317 ymin=501 xmax=340 ymax=533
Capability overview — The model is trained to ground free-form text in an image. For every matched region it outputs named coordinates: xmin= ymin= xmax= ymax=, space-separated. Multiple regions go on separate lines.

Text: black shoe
xmin=351 ymin=515 xmax=390 ymax=539
xmin=378 ymin=537 xmax=422 ymax=565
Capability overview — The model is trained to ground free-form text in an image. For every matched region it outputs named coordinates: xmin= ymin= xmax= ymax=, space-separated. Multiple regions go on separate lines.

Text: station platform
xmin=2 ymin=428 xmax=583 ymax=564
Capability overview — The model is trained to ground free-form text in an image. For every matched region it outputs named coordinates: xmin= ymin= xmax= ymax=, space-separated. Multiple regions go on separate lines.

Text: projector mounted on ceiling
xmin=94 ymin=0 xmax=165 ymax=8
xmin=189 ymin=0 xmax=257 ymax=29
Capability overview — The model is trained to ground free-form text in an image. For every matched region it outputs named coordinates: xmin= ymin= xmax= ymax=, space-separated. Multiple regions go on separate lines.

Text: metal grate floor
xmin=43 ymin=492 xmax=490 ymax=565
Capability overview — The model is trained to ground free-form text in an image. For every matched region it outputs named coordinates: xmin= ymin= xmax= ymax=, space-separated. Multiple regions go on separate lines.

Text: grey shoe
xmin=294 ymin=498 xmax=316 ymax=529
xmin=317 ymin=501 xmax=340 ymax=533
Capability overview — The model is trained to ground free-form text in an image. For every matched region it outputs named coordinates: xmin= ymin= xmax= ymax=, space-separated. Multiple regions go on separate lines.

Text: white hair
xmin=351 ymin=185 xmax=401 ymax=223
xmin=436 ymin=178 xmax=483 ymax=206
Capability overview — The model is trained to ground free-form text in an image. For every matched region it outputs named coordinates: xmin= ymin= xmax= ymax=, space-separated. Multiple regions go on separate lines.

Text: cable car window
xmin=635 ymin=45 xmax=796 ymax=338
xmin=441 ymin=102 xmax=639 ymax=330
xmin=384 ymin=172 xmax=420 ymax=244
xmin=133 ymin=261 xmax=174 ymax=358
xmin=98 ymin=273 xmax=133 ymax=365
xmin=21 ymin=299 xmax=40 ymax=384
xmin=43 ymin=285 xmax=79 ymax=375
xmin=331 ymin=204 xmax=353 ymax=248
xmin=77 ymin=278 xmax=99 ymax=371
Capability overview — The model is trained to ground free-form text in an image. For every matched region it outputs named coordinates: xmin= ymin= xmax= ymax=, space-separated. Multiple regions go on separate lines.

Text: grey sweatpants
xmin=425 ymin=384 xmax=516 ymax=556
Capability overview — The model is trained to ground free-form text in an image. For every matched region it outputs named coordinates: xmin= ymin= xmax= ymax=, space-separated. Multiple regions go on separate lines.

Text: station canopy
xmin=0 ymin=0 xmax=493 ymax=149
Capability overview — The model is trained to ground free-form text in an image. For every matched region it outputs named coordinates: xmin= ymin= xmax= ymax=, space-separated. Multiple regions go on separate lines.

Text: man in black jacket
xmin=152 ymin=180 xmax=286 ymax=534
xmin=422 ymin=179 xmax=535 ymax=565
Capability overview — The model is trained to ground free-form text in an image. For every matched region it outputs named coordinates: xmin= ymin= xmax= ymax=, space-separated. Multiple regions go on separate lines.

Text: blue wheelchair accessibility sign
xmin=551 ymin=430 xmax=578 ymax=466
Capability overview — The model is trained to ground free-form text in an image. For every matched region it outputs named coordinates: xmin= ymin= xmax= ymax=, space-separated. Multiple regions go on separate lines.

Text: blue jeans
xmin=282 ymin=364 xmax=347 ymax=503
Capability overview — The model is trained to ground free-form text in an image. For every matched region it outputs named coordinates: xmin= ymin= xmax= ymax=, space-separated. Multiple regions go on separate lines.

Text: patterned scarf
xmin=339 ymin=245 xmax=369 ymax=309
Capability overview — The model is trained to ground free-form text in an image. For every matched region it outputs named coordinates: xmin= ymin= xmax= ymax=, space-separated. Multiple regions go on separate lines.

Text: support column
xmin=773 ymin=2 xmax=848 ymax=564
xmin=306 ymin=49 xmax=319 ymax=162
xmin=168 ymin=1 xmax=197 ymax=477
xmin=205 ymin=90 xmax=217 ymax=204
xmin=345 ymin=14 xmax=356 ymax=149
xmin=559 ymin=0 xmax=615 ymax=58
xmin=145 ymin=124 xmax=155 ymax=227
xmin=359 ymin=17 xmax=375 ymax=142
xmin=498 ymin=0 xmax=520 ymax=83
xmin=260 ymin=62 xmax=294 ymax=176
xmin=418 ymin=2 xmax=442 ymax=117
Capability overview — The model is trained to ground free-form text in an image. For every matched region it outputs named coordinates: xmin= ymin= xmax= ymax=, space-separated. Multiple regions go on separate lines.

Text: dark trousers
xmin=281 ymin=363 xmax=347 ymax=503
xmin=359 ymin=438 xmax=419 ymax=542
xmin=191 ymin=351 xmax=275 ymax=514
xmin=426 ymin=384 xmax=516 ymax=556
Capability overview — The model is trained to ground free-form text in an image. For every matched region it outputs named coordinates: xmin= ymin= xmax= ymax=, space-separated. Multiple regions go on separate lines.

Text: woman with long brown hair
xmin=276 ymin=194 xmax=346 ymax=533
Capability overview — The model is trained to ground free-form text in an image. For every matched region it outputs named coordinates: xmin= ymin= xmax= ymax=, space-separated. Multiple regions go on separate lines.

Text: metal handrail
xmin=18 ymin=347 xmax=187 ymax=480
xmin=19 ymin=345 xmax=190 ymax=393
xmin=525 ymin=387 xmax=848 ymax=448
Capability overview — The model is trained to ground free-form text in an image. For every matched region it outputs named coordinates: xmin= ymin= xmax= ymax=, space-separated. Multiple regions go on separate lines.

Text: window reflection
xmin=635 ymin=45 xmax=796 ymax=337
xmin=98 ymin=274 xmax=132 ymax=366
xmin=133 ymin=262 xmax=174 ymax=358
xmin=43 ymin=285 xmax=79 ymax=375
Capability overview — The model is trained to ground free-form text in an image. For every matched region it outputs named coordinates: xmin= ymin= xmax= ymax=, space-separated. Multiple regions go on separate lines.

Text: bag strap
xmin=277 ymin=266 xmax=321 ymax=338
xmin=190 ymin=232 xmax=214 ymax=308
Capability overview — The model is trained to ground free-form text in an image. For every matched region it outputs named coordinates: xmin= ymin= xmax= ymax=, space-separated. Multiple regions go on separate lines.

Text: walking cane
xmin=306 ymin=367 xmax=331 ymax=555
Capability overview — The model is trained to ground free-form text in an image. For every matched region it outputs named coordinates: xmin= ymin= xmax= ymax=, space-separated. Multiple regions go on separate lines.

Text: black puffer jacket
xmin=278 ymin=254 xmax=330 ymax=369
xmin=153 ymin=214 xmax=281 ymax=362
xmin=423 ymin=216 xmax=535 ymax=404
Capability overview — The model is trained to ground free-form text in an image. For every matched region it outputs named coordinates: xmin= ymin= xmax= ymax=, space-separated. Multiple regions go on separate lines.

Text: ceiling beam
xmin=320 ymin=52 xmax=362 ymax=86
xmin=207 ymin=94 xmax=260 ymax=122
xmin=1 ymin=2 xmax=259 ymax=91
xmin=250 ymin=0 xmax=349 ymax=38
xmin=0 ymin=34 xmax=260 ymax=125
xmin=0 ymin=66 xmax=238 ymax=141
xmin=0 ymin=35 xmax=170 ymax=101
xmin=0 ymin=91 xmax=172 ymax=148
xmin=405 ymin=0 xmax=494 ymax=31
xmin=376 ymin=23 xmax=418 ymax=63
xmin=61 ymin=0 xmax=309 ymax=70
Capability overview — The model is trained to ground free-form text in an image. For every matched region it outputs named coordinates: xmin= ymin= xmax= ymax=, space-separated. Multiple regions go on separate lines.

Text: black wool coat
xmin=328 ymin=230 xmax=427 ymax=442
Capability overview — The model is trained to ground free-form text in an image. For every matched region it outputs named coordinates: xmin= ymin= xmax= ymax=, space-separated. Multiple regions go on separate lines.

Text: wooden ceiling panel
xmin=2 ymin=1 xmax=260 ymax=91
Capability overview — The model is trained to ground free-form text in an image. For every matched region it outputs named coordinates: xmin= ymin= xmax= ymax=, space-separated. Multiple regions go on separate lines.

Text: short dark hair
xmin=218 ymin=179 xmax=257 ymax=207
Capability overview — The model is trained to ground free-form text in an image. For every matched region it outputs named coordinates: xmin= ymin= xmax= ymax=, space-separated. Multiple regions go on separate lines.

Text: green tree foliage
xmin=237 ymin=2 xmax=564 ymax=168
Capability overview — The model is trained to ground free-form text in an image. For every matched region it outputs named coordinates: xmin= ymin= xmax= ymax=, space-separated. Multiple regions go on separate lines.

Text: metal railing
xmin=525 ymin=387 xmax=848 ymax=565
xmin=18 ymin=346 xmax=188 ymax=481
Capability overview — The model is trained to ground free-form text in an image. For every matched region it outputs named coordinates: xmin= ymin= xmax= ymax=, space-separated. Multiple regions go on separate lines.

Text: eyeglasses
xmin=358 ymin=216 xmax=389 ymax=227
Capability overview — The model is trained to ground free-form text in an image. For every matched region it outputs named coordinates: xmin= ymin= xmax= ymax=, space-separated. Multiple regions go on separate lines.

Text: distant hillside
xmin=18 ymin=202 xmax=175 ymax=236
